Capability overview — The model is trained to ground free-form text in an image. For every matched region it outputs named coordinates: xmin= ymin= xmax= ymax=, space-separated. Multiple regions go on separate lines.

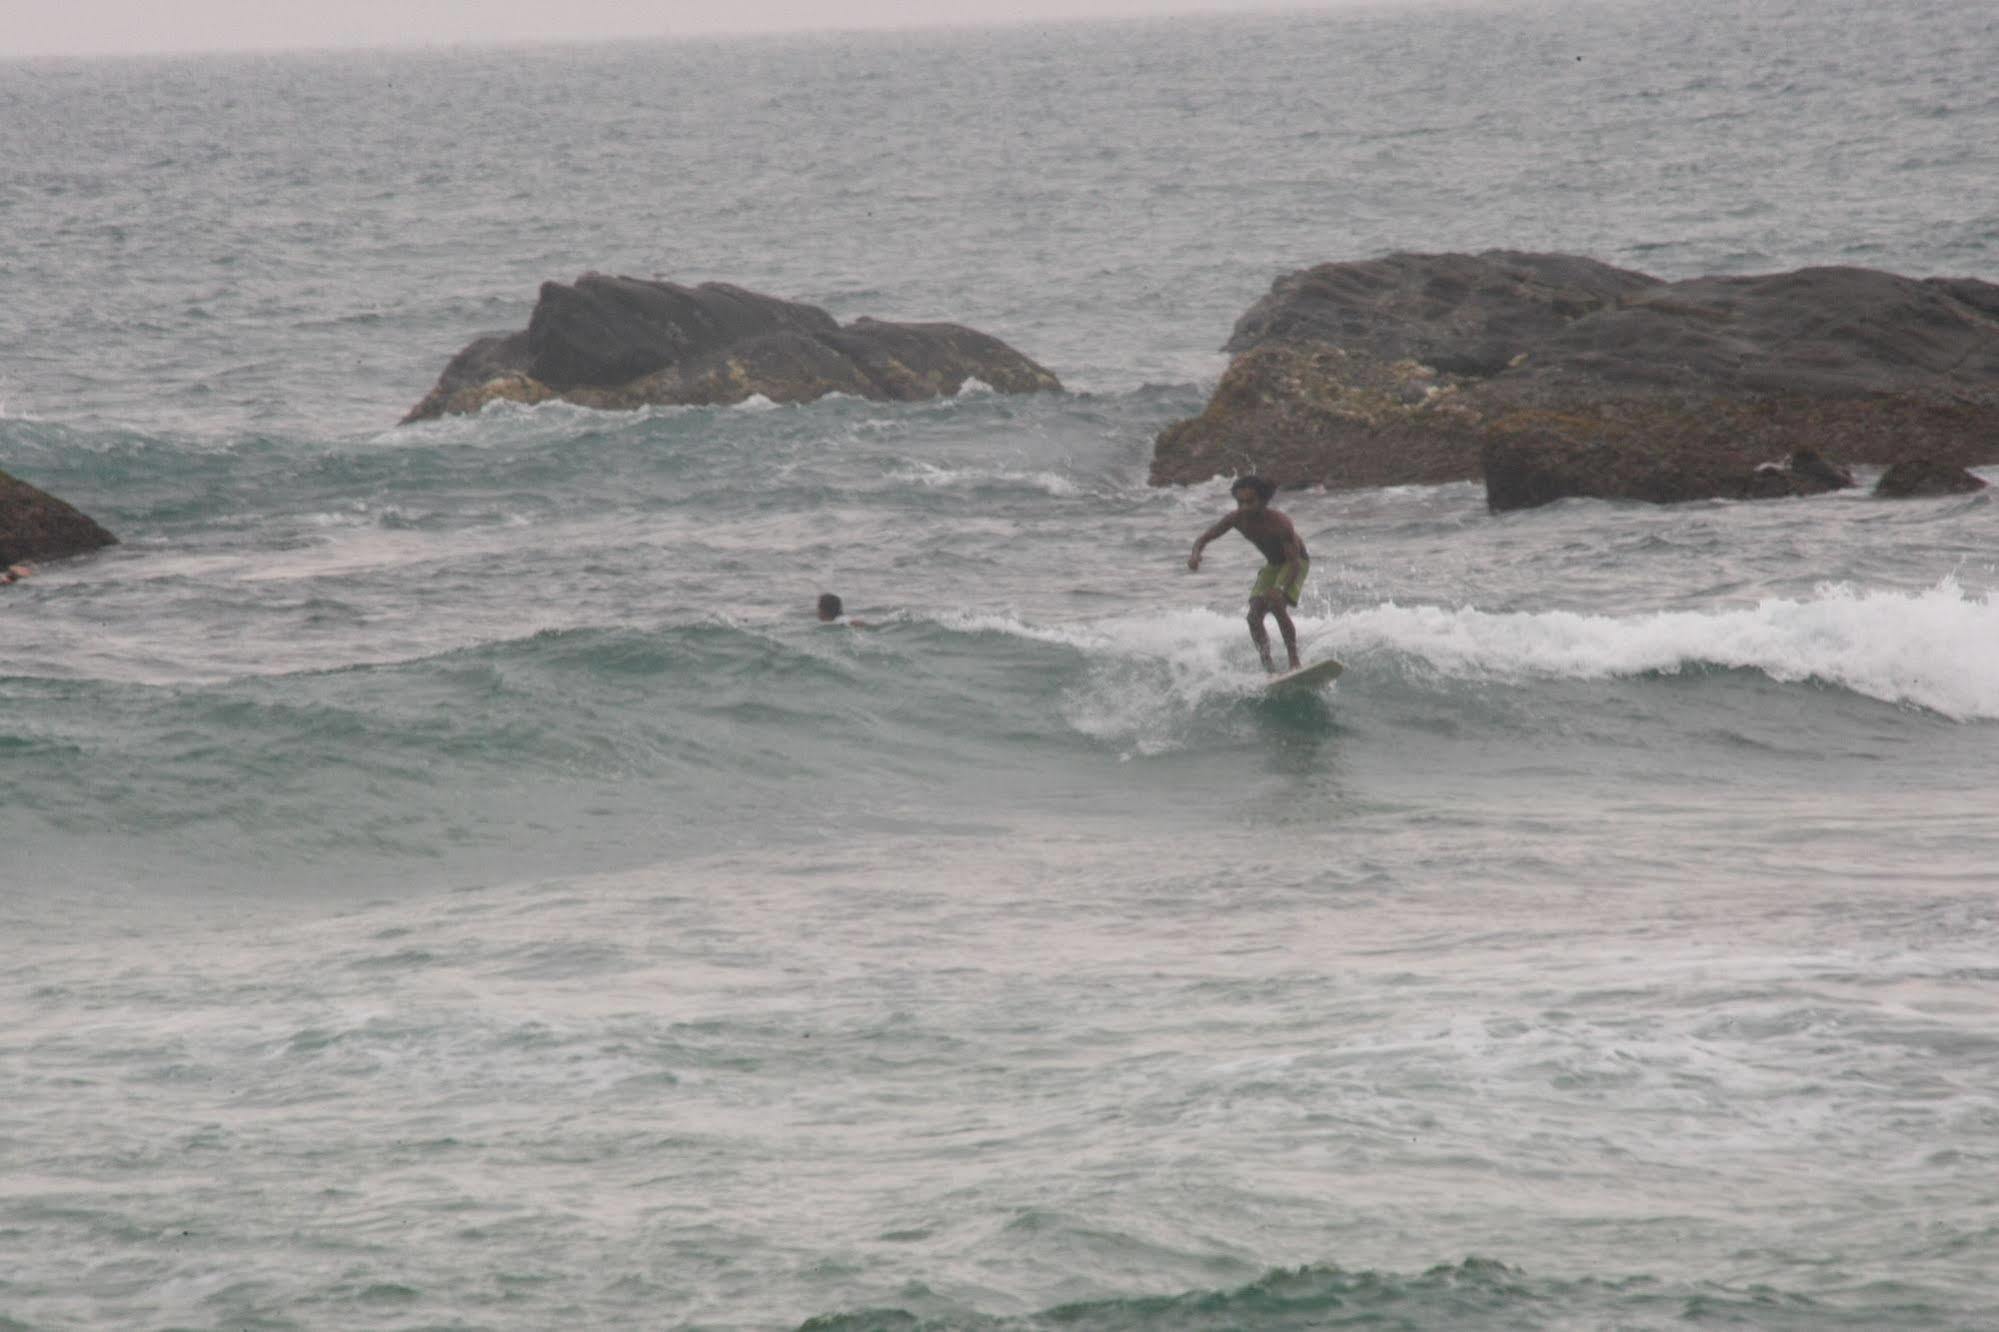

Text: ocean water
xmin=4 ymin=1 xmax=1998 ymax=1328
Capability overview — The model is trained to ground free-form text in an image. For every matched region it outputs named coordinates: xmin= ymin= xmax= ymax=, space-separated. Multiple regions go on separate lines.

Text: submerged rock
xmin=0 ymin=468 xmax=118 ymax=566
xmin=402 ymin=276 xmax=1061 ymax=423
xmin=1482 ymin=438 xmax=1856 ymax=511
xmin=1873 ymin=459 xmax=1990 ymax=497
xmin=1151 ymin=251 xmax=1999 ymax=509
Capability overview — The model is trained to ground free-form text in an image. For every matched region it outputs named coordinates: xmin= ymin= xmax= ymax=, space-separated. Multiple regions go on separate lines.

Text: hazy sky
xmin=3 ymin=0 xmax=1405 ymax=58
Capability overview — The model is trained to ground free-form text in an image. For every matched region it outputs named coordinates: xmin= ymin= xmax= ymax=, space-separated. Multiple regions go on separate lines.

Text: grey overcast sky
xmin=3 ymin=0 xmax=1417 ymax=58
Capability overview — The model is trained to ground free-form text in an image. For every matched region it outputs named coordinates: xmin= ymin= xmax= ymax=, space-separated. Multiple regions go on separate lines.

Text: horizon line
xmin=0 ymin=0 xmax=1466 ymax=64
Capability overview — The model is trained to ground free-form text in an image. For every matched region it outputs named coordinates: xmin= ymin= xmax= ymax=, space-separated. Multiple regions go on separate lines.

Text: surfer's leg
xmin=1248 ymin=566 xmax=1284 ymax=671
xmin=1271 ymin=559 xmax=1306 ymax=668
xmin=1271 ymin=601 xmax=1301 ymax=669
xmin=1246 ymin=597 xmax=1277 ymax=672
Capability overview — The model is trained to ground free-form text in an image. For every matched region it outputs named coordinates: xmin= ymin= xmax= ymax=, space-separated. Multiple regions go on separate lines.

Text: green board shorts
xmin=1251 ymin=559 xmax=1309 ymax=607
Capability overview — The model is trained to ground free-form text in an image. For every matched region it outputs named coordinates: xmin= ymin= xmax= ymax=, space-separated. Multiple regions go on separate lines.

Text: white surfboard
xmin=1265 ymin=658 xmax=1345 ymax=693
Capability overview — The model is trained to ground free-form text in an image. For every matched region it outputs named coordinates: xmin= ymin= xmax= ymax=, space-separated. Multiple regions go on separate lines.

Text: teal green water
xmin=4 ymin=2 xmax=1999 ymax=1326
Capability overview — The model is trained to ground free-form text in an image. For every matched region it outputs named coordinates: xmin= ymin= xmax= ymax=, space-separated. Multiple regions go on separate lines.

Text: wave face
xmin=4 ymin=1 xmax=1999 ymax=1328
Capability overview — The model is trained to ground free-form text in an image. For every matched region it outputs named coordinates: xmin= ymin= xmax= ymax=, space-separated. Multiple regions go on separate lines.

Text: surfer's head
xmin=817 ymin=593 xmax=843 ymax=621
xmin=1232 ymin=475 xmax=1275 ymax=507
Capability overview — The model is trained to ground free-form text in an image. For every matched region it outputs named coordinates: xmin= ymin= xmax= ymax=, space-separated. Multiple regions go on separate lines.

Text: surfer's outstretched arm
xmin=1188 ymin=513 xmax=1237 ymax=571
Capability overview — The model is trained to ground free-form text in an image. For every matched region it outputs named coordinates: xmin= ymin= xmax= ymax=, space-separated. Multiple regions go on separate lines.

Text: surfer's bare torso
xmin=1231 ymin=509 xmax=1305 ymax=566
xmin=1195 ymin=506 xmax=1306 ymax=567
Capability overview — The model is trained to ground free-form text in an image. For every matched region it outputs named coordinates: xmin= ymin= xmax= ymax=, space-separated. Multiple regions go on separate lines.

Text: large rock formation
xmin=0 ymin=469 xmax=118 ymax=567
xmin=1151 ymin=251 xmax=1999 ymax=510
xmin=402 ymin=276 xmax=1061 ymax=423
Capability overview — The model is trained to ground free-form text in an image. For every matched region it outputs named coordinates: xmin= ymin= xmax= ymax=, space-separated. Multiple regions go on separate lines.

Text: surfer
xmin=1187 ymin=476 xmax=1308 ymax=672
xmin=815 ymin=593 xmax=870 ymax=628
xmin=1 ymin=563 xmax=32 ymax=586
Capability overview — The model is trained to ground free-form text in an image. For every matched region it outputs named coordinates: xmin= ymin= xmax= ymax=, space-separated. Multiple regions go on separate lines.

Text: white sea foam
xmin=371 ymin=395 xmax=727 ymax=445
xmin=937 ymin=607 xmax=1283 ymax=753
xmin=896 ymin=461 xmax=1083 ymax=497
xmin=936 ymin=606 xmax=1244 ymax=662
xmin=1340 ymin=575 xmax=1999 ymax=720
xmin=943 ymin=576 xmax=1999 ymax=742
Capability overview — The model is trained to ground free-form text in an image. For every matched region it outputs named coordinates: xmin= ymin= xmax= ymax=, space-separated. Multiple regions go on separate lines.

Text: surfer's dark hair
xmin=818 ymin=593 xmax=843 ymax=617
xmin=1233 ymin=475 xmax=1276 ymax=501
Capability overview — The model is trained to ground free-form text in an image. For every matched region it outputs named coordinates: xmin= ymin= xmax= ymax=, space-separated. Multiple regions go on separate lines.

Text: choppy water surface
xmin=3 ymin=0 xmax=1997 ymax=1326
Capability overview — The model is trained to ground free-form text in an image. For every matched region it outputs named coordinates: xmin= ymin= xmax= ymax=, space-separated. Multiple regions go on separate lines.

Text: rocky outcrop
xmin=402 ymin=276 xmax=1061 ymax=423
xmin=0 ymin=469 xmax=118 ymax=566
xmin=1151 ymin=251 xmax=1999 ymax=510
xmin=1150 ymin=341 xmax=1491 ymax=490
xmin=1873 ymin=459 xmax=1990 ymax=497
xmin=1222 ymin=250 xmax=1662 ymax=373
